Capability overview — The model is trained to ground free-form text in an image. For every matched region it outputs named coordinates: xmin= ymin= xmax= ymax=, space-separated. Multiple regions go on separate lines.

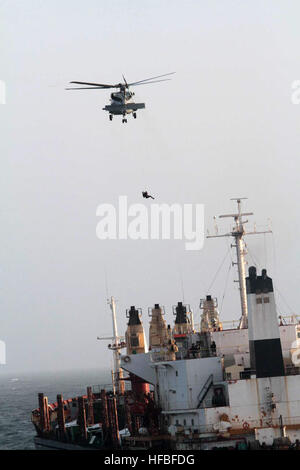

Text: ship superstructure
xmin=31 ymin=200 xmax=300 ymax=450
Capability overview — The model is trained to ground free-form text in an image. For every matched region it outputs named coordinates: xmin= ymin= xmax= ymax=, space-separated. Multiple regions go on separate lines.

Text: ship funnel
xmin=125 ymin=306 xmax=149 ymax=399
xmin=200 ymin=296 xmax=221 ymax=332
xmin=148 ymin=304 xmax=169 ymax=349
xmin=247 ymin=267 xmax=285 ymax=378
xmin=127 ymin=306 xmax=141 ymax=326
xmin=125 ymin=306 xmax=145 ymax=355
xmin=174 ymin=302 xmax=188 ymax=324
xmin=172 ymin=302 xmax=193 ymax=335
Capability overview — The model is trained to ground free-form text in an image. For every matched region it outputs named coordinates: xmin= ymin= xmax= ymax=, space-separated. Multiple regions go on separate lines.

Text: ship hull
xmin=34 ymin=436 xmax=97 ymax=450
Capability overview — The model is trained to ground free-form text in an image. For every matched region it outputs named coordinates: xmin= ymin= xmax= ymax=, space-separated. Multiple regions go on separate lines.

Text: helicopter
xmin=66 ymin=72 xmax=175 ymax=123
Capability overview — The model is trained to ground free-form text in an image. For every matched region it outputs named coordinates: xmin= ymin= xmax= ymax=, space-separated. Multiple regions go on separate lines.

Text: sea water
xmin=0 ymin=368 xmax=111 ymax=449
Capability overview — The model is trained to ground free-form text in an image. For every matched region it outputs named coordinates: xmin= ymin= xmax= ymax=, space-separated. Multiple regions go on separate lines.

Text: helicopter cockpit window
xmin=111 ymin=93 xmax=122 ymax=103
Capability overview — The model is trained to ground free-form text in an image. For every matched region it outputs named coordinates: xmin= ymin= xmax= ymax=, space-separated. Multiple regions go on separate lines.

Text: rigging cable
xmin=247 ymin=246 xmax=260 ymax=270
xmin=274 ymin=287 xmax=295 ymax=315
xmin=247 ymin=243 xmax=296 ymax=317
xmin=271 ymin=231 xmax=277 ymax=277
xmin=220 ymin=262 xmax=232 ymax=315
xmin=207 ymin=245 xmax=231 ymax=294
xmin=104 ymin=267 xmax=110 ymax=300
xmin=247 ymin=246 xmax=281 ymax=315
xmin=264 ymin=232 xmax=268 ymax=269
xmin=265 ymin=231 xmax=295 ymax=315
xmin=178 ymin=266 xmax=185 ymax=304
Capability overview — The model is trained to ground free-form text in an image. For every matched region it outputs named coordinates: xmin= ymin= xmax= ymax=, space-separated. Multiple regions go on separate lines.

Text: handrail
xmin=172 ymin=415 xmax=300 ymax=436
xmin=193 ymin=315 xmax=300 ymax=333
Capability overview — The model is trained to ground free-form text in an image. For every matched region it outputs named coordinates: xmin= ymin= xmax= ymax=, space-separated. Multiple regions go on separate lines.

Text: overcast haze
xmin=1 ymin=0 xmax=299 ymax=374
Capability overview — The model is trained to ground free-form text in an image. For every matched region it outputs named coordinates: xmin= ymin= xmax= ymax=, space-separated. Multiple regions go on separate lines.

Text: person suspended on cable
xmin=142 ymin=191 xmax=155 ymax=200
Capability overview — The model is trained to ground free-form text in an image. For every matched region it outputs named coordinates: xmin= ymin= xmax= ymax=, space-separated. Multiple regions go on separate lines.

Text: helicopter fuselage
xmin=102 ymin=89 xmax=145 ymax=121
xmin=109 ymin=91 xmax=134 ymax=114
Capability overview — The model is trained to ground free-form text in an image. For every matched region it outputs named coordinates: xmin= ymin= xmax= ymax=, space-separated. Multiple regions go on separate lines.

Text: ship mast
xmin=207 ymin=198 xmax=271 ymax=329
xmin=109 ymin=297 xmax=121 ymax=386
xmin=97 ymin=296 xmax=125 ymax=394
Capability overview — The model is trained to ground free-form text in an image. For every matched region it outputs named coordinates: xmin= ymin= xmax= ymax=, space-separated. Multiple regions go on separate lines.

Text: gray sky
xmin=1 ymin=0 xmax=299 ymax=374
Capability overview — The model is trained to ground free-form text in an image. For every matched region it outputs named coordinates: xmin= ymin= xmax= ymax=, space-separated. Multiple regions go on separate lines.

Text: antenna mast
xmin=97 ymin=296 xmax=125 ymax=394
xmin=207 ymin=198 xmax=272 ymax=329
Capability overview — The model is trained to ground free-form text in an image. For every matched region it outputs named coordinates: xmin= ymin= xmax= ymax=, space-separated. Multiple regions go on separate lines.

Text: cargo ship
xmin=31 ymin=199 xmax=300 ymax=450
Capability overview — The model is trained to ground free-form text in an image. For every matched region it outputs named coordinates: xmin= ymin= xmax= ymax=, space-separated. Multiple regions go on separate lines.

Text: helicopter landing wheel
xmin=133 ymin=112 xmax=137 ymax=119
xmin=109 ymin=115 xmax=113 ymax=121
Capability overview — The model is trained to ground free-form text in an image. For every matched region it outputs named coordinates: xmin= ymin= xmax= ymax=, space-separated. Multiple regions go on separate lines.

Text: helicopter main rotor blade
xmin=70 ymin=81 xmax=114 ymax=88
xmin=66 ymin=86 xmax=111 ymax=90
xmin=128 ymin=72 xmax=175 ymax=86
xmin=132 ymin=79 xmax=172 ymax=86
xmin=122 ymin=75 xmax=129 ymax=88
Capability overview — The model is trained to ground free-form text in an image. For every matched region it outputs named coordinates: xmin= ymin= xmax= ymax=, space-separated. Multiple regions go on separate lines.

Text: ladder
xmin=197 ymin=374 xmax=213 ymax=408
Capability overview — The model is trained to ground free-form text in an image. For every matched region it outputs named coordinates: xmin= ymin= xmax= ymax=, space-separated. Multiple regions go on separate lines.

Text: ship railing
xmin=215 ymin=320 xmax=240 ymax=330
xmin=190 ymin=423 xmax=215 ymax=434
xmin=285 ymin=365 xmax=300 ymax=376
xmin=214 ymin=345 xmax=299 ymax=355
xmin=231 ymin=364 xmax=300 ymax=380
xmin=193 ymin=315 xmax=300 ymax=333
xmin=186 ymin=415 xmax=300 ymax=435
xmin=280 ymin=415 xmax=300 ymax=427
xmin=149 ymin=351 xmax=167 ymax=362
xmin=193 ymin=320 xmax=241 ymax=331
xmin=149 ymin=346 xmax=300 ymax=368
xmin=238 ymin=369 xmax=256 ymax=380
xmin=226 ymin=415 xmax=300 ymax=429
xmin=280 ymin=315 xmax=300 ymax=325
xmin=215 ymin=345 xmax=249 ymax=354
xmin=91 ymin=382 xmax=132 ymax=394
xmin=220 ymin=316 xmax=300 ymax=328
xmin=91 ymin=384 xmax=114 ymax=394
xmin=148 ymin=351 xmax=166 ymax=362
xmin=149 ymin=348 xmax=216 ymax=362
